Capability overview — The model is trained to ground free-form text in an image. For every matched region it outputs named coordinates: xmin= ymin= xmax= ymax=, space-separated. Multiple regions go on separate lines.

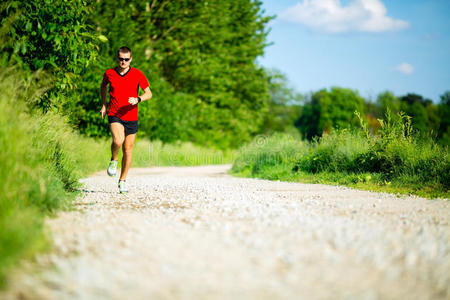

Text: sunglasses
xmin=118 ymin=57 xmax=131 ymax=62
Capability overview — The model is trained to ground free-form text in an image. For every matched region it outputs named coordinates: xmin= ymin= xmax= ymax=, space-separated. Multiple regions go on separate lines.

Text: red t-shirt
xmin=104 ymin=67 xmax=149 ymax=121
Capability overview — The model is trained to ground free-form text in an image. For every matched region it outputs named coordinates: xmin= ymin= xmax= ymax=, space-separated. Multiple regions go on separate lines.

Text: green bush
xmin=353 ymin=112 xmax=449 ymax=189
xmin=294 ymin=130 xmax=368 ymax=174
xmin=231 ymin=112 xmax=449 ymax=198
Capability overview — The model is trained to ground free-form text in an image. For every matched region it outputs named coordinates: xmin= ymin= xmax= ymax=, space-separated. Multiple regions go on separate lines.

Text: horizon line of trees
xmin=264 ymin=70 xmax=450 ymax=146
xmin=1 ymin=0 xmax=448 ymax=148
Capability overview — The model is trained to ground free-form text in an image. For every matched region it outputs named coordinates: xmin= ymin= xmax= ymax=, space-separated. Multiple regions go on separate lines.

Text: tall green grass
xmin=231 ymin=133 xmax=307 ymax=179
xmin=231 ymin=113 xmax=449 ymax=198
xmin=0 ymin=67 xmax=107 ymax=286
xmin=132 ymin=139 xmax=237 ymax=167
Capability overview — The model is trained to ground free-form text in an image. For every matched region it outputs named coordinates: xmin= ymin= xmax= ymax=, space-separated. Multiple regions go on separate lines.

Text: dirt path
xmin=3 ymin=165 xmax=449 ymax=299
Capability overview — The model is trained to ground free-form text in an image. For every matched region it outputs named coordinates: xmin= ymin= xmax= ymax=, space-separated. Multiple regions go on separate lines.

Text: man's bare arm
xmin=100 ymin=75 xmax=109 ymax=119
xmin=128 ymin=86 xmax=153 ymax=105
xmin=139 ymin=86 xmax=152 ymax=102
xmin=100 ymin=75 xmax=109 ymax=106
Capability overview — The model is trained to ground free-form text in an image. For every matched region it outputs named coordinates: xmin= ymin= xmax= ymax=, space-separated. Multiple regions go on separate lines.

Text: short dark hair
xmin=117 ymin=46 xmax=132 ymax=57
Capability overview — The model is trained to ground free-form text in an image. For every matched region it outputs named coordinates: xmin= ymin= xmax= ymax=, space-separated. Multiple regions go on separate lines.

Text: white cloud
xmin=395 ymin=63 xmax=414 ymax=75
xmin=279 ymin=0 xmax=410 ymax=33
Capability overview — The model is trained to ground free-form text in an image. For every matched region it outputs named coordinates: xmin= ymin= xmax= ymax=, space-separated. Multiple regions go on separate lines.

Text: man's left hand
xmin=128 ymin=97 xmax=139 ymax=105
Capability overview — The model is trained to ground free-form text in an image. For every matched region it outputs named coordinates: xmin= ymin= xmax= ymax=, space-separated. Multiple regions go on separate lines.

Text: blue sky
xmin=258 ymin=0 xmax=450 ymax=102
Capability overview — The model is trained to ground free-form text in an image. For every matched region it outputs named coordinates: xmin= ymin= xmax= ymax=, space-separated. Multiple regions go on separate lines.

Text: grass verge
xmin=231 ymin=116 xmax=449 ymax=199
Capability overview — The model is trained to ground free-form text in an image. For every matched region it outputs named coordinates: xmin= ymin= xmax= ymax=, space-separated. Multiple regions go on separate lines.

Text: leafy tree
xmin=74 ymin=0 xmax=272 ymax=149
xmin=399 ymin=93 xmax=440 ymax=136
xmin=262 ymin=69 xmax=303 ymax=134
xmin=0 ymin=0 xmax=102 ymax=111
xmin=438 ymin=91 xmax=450 ymax=145
xmin=424 ymin=101 xmax=440 ymax=136
xmin=376 ymin=91 xmax=401 ymax=117
xmin=295 ymin=87 xmax=366 ymax=140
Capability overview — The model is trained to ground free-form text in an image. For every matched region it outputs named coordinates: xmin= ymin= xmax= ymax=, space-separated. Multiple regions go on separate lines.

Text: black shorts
xmin=108 ymin=115 xmax=138 ymax=135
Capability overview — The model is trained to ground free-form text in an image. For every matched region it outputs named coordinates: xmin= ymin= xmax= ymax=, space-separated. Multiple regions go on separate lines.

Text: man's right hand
xmin=100 ymin=105 xmax=107 ymax=120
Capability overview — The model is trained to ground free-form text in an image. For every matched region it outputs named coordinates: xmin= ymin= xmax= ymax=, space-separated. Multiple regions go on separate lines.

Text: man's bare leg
xmin=119 ymin=133 xmax=136 ymax=181
xmin=110 ymin=123 xmax=125 ymax=160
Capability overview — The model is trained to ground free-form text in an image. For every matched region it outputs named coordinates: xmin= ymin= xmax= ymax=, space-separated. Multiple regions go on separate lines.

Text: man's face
xmin=117 ymin=52 xmax=132 ymax=68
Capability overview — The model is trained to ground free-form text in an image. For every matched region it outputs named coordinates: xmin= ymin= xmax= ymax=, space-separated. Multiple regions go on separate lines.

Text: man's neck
xmin=116 ymin=66 xmax=130 ymax=74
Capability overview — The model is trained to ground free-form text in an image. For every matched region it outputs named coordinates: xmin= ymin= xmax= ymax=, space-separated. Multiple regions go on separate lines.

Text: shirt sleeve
xmin=138 ymin=71 xmax=150 ymax=90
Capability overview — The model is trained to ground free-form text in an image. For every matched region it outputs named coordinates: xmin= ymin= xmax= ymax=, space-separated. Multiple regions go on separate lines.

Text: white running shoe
xmin=118 ymin=180 xmax=128 ymax=194
xmin=107 ymin=160 xmax=118 ymax=176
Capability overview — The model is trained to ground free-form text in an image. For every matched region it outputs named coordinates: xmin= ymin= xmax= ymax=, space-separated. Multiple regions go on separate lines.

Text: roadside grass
xmin=73 ymin=136 xmax=237 ymax=177
xmin=0 ymin=66 xmax=112 ymax=286
xmin=132 ymin=139 xmax=237 ymax=167
xmin=231 ymin=115 xmax=450 ymax=199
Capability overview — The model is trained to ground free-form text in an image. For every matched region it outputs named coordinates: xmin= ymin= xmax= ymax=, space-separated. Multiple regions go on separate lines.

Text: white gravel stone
xmin=1 ymin=164 xmax=449 ymax=300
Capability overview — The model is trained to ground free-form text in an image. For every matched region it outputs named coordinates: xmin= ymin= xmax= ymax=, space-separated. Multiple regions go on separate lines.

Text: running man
xmin=100 ymin=46 xmax=152 ymax=193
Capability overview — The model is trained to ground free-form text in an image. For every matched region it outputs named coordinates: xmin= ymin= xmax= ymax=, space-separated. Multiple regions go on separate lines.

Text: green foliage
xmin=1 ymin=0 xmax=101 ymax=112
xmin=295 ymin=129 xmax=368 ymax=174
xmin=262 ymin=69 xmax=303 ymax=134
xmin=232 ymin=112 xmax=450 ymax=198
xmin=398 ymin=93 xmax=440 ymax=137
xmin=295 ymin=87 xmax=366 ymax=140
xmin=297 ymin=111 xmax=449 ymax=192
xmin=375 ymin=91 xmax=401 ymax=117
xmin=291 ymin=87 xmax=448 ymax=145
xmin=438 ymin=91 xmax=450 ymax=145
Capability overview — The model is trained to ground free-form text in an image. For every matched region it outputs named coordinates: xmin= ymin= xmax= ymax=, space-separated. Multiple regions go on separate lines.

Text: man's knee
xmin=113 ymin=137 xmax=124 ymax=147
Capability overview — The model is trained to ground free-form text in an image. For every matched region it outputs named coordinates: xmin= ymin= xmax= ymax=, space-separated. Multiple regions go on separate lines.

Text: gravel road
xmin=3 ymin=165 xmax=449 ymax=299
